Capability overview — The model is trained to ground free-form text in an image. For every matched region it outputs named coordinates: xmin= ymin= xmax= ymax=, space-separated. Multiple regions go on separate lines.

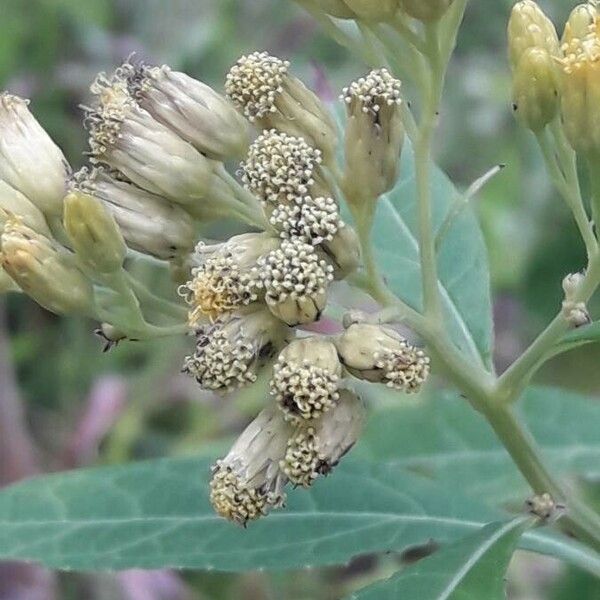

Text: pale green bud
xmin=507 ymin=0 xmax=560 ymax=70
xmin=0 ymin=180 xmax=52 ymax=237
xmin=512 ymin=47 xmax=559 ymax=131
xmin=399 ymin=0 xmax=453 ymax=22
xmin=73 ymin=168 xmax=195 ymax=260
xmin=282 ymin=390 xmax=365 ymax=488
xmin=270 ymin=337 xmax=342 ymax=422
xmin=0 ymin=93 xmax=69 ymax=216
xmin=341 ymin=69 xmax=404 ymax=204
xmin=210 ymin=406 xmax=292 ymax=525
xmin=320 ymin=224 xmax=361 ymax=280
xmin=562 ymin=4 xmax=598 ymax=46
xmin=64 ymin=190 xmax=127 ymax=274
xmin=121 ymin=62 xmax=251 ymax=160
xmin=343 ymin=0 xmax=398 ymax=21
xmin=1 ymin=219 xmax=94 ymax=316
xmin=85 ymin=76 xmax=214 ymax=206
xmin=225 ymin=52 xmax=338 ymax=164
xmin=335 ymin=323 xmax=430 ymax=392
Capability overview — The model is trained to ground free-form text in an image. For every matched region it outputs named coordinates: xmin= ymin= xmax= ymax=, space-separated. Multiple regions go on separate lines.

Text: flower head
xmin=71 ymin=167 xmax=195 ymax=260
xmin=210 ymin=406 xmax=291 ymax=525
xmin=0 ymin=180 xmax=52 ymax=238
xmin=0 ymin=93 xmax=69 ymax=216
xmin=84 ymin=73 xmax=213 ymax=205
xmin=270 ymin=337 xmax=342 ymax=422
xmin=183 ymin=308 xmax=289 ymax=392
xmin=121 ymin=61 xmax=250 ymax=160
xmin=282 ymin=390 xmax=365 ymax=487
xmin=335 ymin=323 xmax=430 ymax=392
xmin=258 ymin=239 xmax=334 ymax=325
xmin=179 ymin=233 xmax=279 ymax=324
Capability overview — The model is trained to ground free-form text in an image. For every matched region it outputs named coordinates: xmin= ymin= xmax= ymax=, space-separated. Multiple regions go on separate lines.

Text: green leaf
xmin=373 ymin=145 xmax=493 ymax=367
xmin=359 ymin=386 xmax=600 ymax=502
xmin=0 ymin=458 xmax=597 ymax=575
xmin=350 ymin=518 xmax=531 ymax=600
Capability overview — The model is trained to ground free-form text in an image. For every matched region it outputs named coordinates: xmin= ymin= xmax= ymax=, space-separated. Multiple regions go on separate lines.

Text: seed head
xmin=210 ymin=406 xmax=291 ymax=525
xmin=282 ymin=389 xmax=365 ymax=487
xmin=258 ymin=239 xmax=334 ymax=325
xmin=271 ymin=337 xmax=342 ymax=422
xmin=0 ymin=93 xmax=69 ymax=216
xmin=335 ymin=323 xmax=430 ymax=392
xmin=183 ymin=309 xmax=288 ymax=392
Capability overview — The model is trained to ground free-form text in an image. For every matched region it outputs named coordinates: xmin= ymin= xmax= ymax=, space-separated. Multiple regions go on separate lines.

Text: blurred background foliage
xmin=1 ymin=0 xmax=599 ymax=598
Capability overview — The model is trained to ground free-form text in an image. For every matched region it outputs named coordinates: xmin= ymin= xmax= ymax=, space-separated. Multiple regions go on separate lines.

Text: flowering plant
xmin=1 ymin=0 xmax=600 ymax=597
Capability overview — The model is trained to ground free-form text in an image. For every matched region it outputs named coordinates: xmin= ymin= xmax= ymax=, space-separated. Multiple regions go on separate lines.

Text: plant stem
xmin=126 ymin=274 xmax=187 ymax=321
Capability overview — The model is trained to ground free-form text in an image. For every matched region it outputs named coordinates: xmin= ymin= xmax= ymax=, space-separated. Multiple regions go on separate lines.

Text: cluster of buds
xmin=296 ymin=0 xmax=454 ymax=23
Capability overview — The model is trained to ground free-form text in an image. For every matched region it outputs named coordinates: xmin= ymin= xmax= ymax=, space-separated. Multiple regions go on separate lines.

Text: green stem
xmin=126 ymin=274 xmax=188 ymax=321
xmin=536 ymin=129 xmax=596 ymax=259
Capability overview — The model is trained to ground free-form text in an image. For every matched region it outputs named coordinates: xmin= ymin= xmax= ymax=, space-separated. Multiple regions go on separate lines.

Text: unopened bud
xmin=282 ymin=390 xmax=365 ymax=487
xmin=85 ymin=75 xmax=214 ymax=205
xmin=341 ymin=69 xmax=404 ymax=203
xmin=95 ymin=323 xmax=129 ymax=352
xmin=64 ymin=191 xmax=127 ymax=274
xmin=512 ymin=47 xmax=559 ymax=131
xmin=562 ymin=272 xmax=589 ymax=327
xmin=1 ymin=219 xmax=94 ymax=316
xmin=0 ymin=180 xmax=52 ymax=237
xmin=210 ymin=406 xmax=291 ymax=525
xmin=225 ymin=52 xmax=337 ymax=163
xmin=0 ymin=93 xmax=69 ymax=216
xmin=560 ymin=17 xmax=600 ymax=155
xmin=121 ymin=61 xmax=250 ymax=160
xmin=271 ymin=337 xmax=342 ymax=422
xmin=258 ymin=239 xmax=334 ymax=326
xmin=335 ymin=323 xmax=430 ymax=392
xmin=183 ymin=308 xmax=289 ymax=392
xmin=319 ymin=224 xmax=361 ymax=279
xmin=399 ymin=0 xmax=454 ymax=22
xmin=343 ymin=0 xmax=398 ymax=21
xmin=507 ymin=0 xmax=560 ymax=70
xmin=179 ymin=233 xmax=280 ymax=324
xmin=72 ymin=168 xmax=195 ymax=260
xmin=562 ymin=4 xmax=598 ymax=46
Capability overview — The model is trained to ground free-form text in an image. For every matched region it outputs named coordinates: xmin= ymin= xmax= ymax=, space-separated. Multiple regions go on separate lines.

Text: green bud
xmin=319 ymin=224 xmax=361 ymax=280
xmin=562 ymin=4 xmax=598 ymax=46
xmin=512 ymin=47 xmax=559 ymax=131
xmin=399 ymin=0 xmax=453 ymax=22
xmin=343 ymin=0 xmax=398 ymax=21
xmin=1 ymin=219 xmax=94 ymax=316
xmin=0 ymin=180 xmax=52 ymax=237
xmin=507 ymin=0 xmax=560 ymax=70
xmin=341 ymin=69 xmax=404 ymax=204
xmin=64 ymin=191 xmax=127 ymax=274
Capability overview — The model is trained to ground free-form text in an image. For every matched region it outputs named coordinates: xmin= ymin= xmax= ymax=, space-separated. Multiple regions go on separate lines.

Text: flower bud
xmin=225 ymin=52 xmax=338 ymax=162
xmin=179 ymin=233 xmax=280 ymax=324
xmin=399 ymin=0 xmax=453 ymax=22
xmin=319 ymin=224 xmax=361 ymax=280
xmin=210 ymin=406 xmax=292 ymax=525
xmin=562 ymin=4 xmax=598 ymax=46
xmin=560 ymin=18 xmax=600 ymax=156
xmin=343 ymin=0 xmax=397 ymax=21
xmin=121 ymin=61 xmax=250 ymax=160
xmin=0 ymin=93 xmax=69 ymax=216
xmin=335 ymin=323 xmax=430 ymax=392
xmin=562 ymin=272 xmax=590 ymax=327
xmin=507 ymin=1 xmax=560 ymax=70
xmin=0 ymin=180 xmax=52 ymax=237
xmin=63 ymin=190 xmax=127 ymax=274
xmin=341 ymin=69 xmax=404 ymax=204
xmin=72 ymin=168 xmax=195 ymax=260
xmin=1 ymin=219 xmax=94 ymax=316
xmin=512 ymin=47 xmax=559 ymax=131
xmin=282 ymin=390 xmax=365 ymax=487
xmin=95 ymin=323 xmax=129 ymax=352
xmin=240 ymin=130 xmax=328 ymax=204
xmin=183 ymin=308 xmax=289 ymax=392
xmin=258 ymin=239 xmax=334 ymax=326
xmin=270 ymin=337 xmax=342 ymax=422
xmin=85 ymin=75 xmax=214 ymax=206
